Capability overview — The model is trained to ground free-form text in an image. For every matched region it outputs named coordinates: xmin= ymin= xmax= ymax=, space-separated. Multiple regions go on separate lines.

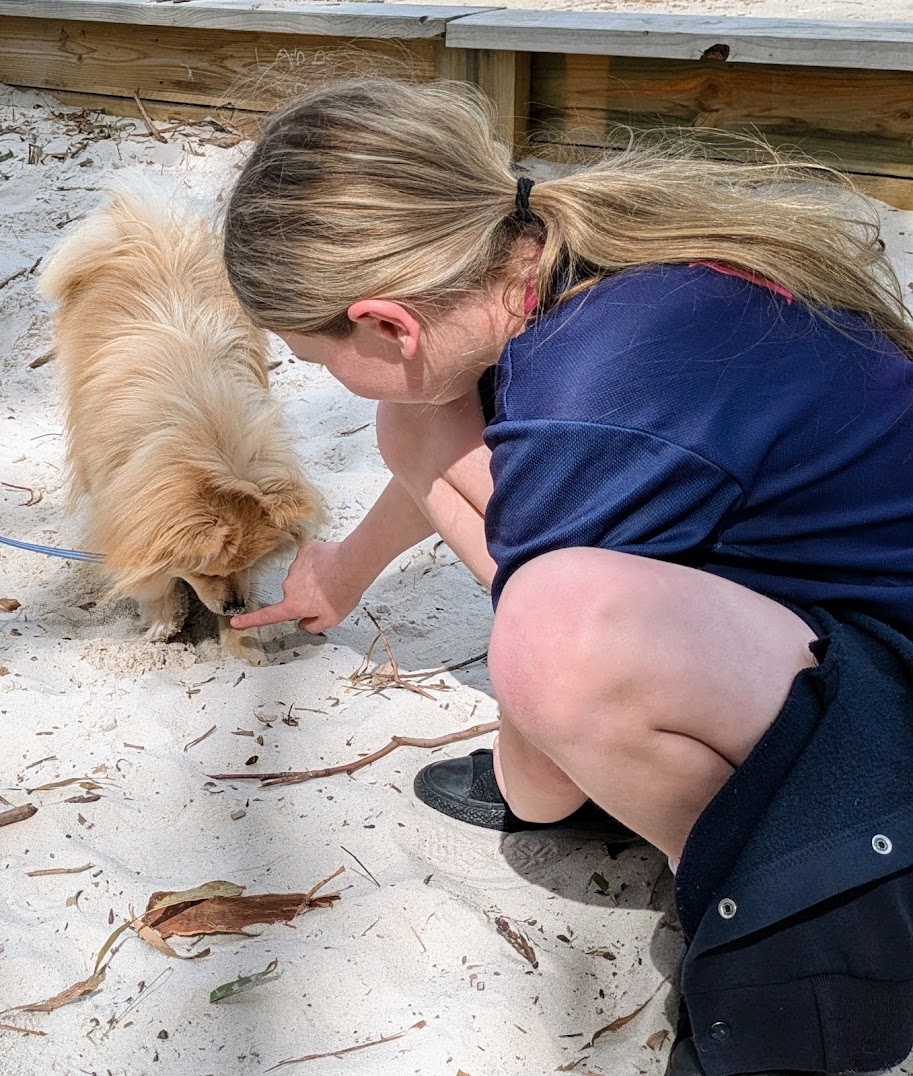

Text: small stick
xmin=26 ymin=863 xmax=93 ymax=877
xmin=363 ymin=610 xmax=436 ymax=700
xmin=0 ymin=1023 xmax=46 ymax=1036
xmin=340 ymin=845 xmax=379 ymax=887
xmin=208 ymin=719 xmax=500 ymax=787
xmin=412 ymin=651 xmax=488 ymax=682
xmin=132 ymin=92 xmax=166 ymax=142
xmin=267 ymin=1020 xmax=425 ymax=1070
xmin=184 ymin=724 xmax=217 ymax=752
xmin=0 ymin=804 xmax=38 ymax=828
xmin=1 ymin=481 xmax=42 ymax=507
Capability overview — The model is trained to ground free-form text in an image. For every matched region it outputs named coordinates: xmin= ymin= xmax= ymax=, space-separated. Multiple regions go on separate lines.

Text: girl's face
xmin=278 ymin=288 xmax=526 ymax=405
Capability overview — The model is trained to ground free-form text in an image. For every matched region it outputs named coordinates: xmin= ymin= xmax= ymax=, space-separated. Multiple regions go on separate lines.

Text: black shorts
xmin=678 ymin=606 xmax=913 ymax=1074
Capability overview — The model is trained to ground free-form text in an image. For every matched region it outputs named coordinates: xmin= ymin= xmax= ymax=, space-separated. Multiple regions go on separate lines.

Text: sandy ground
xmin=1 ymin=84 xmax=912 ymax=1076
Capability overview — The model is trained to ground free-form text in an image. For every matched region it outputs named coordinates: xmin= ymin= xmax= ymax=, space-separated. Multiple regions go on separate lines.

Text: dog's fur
xmin=39 ymin=180 xmax=324 ymax=654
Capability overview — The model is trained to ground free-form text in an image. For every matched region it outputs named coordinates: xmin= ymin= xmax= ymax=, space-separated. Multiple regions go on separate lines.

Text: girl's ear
xmin=347 ymin=299 xmax=422 ymax=359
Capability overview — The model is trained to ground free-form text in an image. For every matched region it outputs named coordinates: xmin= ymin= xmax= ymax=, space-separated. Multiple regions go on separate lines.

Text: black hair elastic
xmin=513 ymin=176 xmax=537 ymax=224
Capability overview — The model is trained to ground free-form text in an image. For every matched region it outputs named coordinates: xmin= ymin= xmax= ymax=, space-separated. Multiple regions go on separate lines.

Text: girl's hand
xmin=230 ymin=541 xmax=366 ymax=634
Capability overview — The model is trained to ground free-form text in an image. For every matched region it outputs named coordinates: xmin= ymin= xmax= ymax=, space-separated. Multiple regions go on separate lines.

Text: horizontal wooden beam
xmin=0 ymin=0 xmax=486 ymax=40
xmin=0 ymin=14 xmax=440 ymax=112
xmin=530 ymin=52 xmax=913 ymax=180
xmin=448 ymin=10 xmax=913 ymax=72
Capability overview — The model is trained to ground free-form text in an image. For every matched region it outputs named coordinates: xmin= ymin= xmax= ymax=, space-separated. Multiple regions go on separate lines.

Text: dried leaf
xmin=0 ymin=598 xmax=20 ymax=612
xmin=92 ymin=883 xmax=242 ymax=973
xmin=132 ymin=920 xmax=181 ymax=959
xmin=12 ymin=970 xmax=105 ymax=1013
xmin=147 ymin=880 xmax=245 ymax=910
xmin=66 ymin=890 xmax=82 ymax=908
xmin=147 ymin=891 xmax=339 ymax=938
xmin=65 ymin=794 xmax=101 ymax=804
xmin=590 ymin=871 xmax=610 ymax=895
xmin=584 ymin=980 xmax=667 ymax=1048
xmin=210 ymin=958 xmax=278 ymax=1003
xmin=646 ymin=1029 xmax=670 ymax=1051
xmin=494 ymin=916 xmax=538 ymax=968
xmin=27 ymin=777 xmax=102 ymax=793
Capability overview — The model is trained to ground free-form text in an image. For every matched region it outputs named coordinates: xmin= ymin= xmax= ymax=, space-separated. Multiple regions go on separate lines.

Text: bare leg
xmin=377 ymin=394 xmax=816 ymax=860
xmin=488 ymin=548 xmax=816 ymax=860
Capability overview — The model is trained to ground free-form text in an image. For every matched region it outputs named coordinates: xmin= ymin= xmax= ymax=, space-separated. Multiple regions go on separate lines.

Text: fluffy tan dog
xmin=39 ymin=180 xmax=324 ymax=658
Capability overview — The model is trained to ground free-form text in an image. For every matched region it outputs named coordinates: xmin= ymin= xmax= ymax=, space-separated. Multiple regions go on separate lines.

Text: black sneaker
xmin=413 ymin=748 xmax=640 ymax=842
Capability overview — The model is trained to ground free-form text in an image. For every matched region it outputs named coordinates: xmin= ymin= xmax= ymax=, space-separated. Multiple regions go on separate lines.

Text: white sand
xmin=0 ymin=84 xmax=911 ymax=1076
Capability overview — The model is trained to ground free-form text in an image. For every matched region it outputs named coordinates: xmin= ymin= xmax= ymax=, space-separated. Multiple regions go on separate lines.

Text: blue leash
xmin=0 ymin=535 xmax=104 ymax=562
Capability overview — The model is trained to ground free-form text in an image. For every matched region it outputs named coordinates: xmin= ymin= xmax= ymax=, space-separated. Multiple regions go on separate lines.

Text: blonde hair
xmin=224 ymin=76 xmax=913 ymax=357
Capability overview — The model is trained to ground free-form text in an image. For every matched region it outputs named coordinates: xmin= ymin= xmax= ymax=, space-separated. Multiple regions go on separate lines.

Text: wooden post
xmin=439 ymin=46 xmax=531 ymax=155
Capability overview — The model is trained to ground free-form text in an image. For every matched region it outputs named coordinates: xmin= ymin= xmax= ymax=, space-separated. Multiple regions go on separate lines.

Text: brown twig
xmin=340 ymin=846 xmax=379 ymax=887
xmin=0 ymin=804 xmax=38 ymax=828
xmin=351 ymin=611 xmax=436 ymax=700
xmin=184 ymin=724 xmax=217 ymax=752
xmin=26 ymin=863 xmax=94 ymax=877
xmin=132 ymin=92 xmax=166 ymax=142
xmin=0 ymin=1023 xmax=46 ymax=1036
xmin=208 ymin=719 xmax=500 ymax=787
xmin=412 ymin=651 xmax=488 ymax=682
xmin=1 ymin=481 xmax=42 ymax=507
xmin=267 ymin=1020 xmax=426 ymax=1070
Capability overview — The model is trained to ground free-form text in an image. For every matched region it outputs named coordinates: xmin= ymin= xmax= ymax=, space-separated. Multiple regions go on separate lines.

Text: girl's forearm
xmin=339 ymin=476 xmax=435 ymax=587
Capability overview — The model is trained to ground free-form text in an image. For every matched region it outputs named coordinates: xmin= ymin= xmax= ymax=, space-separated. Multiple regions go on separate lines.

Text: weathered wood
xmin=854 ymin=176 xmax=913 ymax=212
xmin=529 ymin=53 xmax=913 ymax=179
xmin=448 ymin=10 xmax=913 ymax=72
xmin=0 ymin=804 xmax=38 ymax=829
xmin=0 ymin=15 xmax=440 ymax=112
xmin=439 ymin=47 xmax=530 ymax=152
xmin=0 ymin=1 xmax=484 ymax=40
xmin=48 ymin=88 xmax=265 ymax=138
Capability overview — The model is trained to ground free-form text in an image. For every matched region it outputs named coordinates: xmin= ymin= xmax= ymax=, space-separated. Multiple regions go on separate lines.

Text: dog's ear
xmin=210 ymin=471 xmax=324 ymax=535
xmin=255 ymin=474 xmax=325 ymax=533
xmin=149 ymin=513 xmax=232 ymax=572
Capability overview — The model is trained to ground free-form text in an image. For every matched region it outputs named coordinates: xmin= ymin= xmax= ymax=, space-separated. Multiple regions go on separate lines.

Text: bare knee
xmin=488 ymin=549 xmax=653 ymax=749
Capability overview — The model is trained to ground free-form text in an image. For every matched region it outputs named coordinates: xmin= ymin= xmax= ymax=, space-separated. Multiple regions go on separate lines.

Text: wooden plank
xmin=439 ymin=47 xmax=531 ymax=152
xmin=854 ymin=176 xmax=913 ymax=212
xmin=0 ymin=1 xmax=487 ymax=40
xmin=0 ymin=15 xmax=439 ymax=111
xmin=448 ymin=10 xmax=913 ymax=72
xmin=47 ymin=88 xmax=265 ymax=138
xmin=529 ymin=53 xmax=913 ymax=178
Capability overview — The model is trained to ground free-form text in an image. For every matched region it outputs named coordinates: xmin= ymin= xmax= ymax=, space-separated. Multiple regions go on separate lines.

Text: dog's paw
xmin=219 ymin=619 xmax=269 ymax=666
xmin=144 ymin=619 xmax=181 ymax=643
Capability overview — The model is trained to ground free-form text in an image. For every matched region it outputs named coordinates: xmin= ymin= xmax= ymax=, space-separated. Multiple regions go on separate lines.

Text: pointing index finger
xmin=230 ymin=601 xmax=294 ymax=630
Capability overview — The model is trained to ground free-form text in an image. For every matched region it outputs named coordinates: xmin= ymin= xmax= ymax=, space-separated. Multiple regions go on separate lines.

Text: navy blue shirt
xmin=483 ymin=264 xmax=913 ymax=632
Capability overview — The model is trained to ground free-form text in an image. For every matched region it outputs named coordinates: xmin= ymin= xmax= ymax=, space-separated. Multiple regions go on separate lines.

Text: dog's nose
xmin=223 ymin=597 xmax=246 ymax=617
